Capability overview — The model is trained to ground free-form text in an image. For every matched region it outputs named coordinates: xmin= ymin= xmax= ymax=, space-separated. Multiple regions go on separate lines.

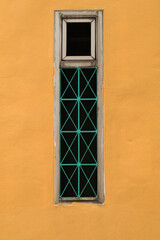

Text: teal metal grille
xmin=60 ymin=67 xmax=98 ymax=199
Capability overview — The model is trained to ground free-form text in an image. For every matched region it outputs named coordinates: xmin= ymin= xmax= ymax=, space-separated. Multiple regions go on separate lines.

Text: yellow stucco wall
xmin=1 ymin=0 xmax=160 ymax=239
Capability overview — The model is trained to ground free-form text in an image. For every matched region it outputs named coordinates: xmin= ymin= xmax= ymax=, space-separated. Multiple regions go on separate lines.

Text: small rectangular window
xmin=67 ymin=22 xmax=91 ymax=56
xmin=62 ymin=18 xmax=95 ymax=60
xmin=54 ymin=10 xmax=104 ymax=204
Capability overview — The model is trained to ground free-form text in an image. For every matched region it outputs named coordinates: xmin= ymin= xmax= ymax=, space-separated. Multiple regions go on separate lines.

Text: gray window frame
xmin=54 ymin=10 xmax=104 ymax=204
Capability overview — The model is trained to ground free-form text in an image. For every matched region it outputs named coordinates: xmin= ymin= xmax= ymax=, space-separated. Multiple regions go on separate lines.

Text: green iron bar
xmin=61 ymin=133 xmax=78 ymax=164
xmin=80 ymin=166 xmax=97 ymax=197
xmin=80 ymin=101 xmax=97 ymax=130
xmin=61 ymin=69 xmax=78 ymax=98
xmin=80 ymin=68 xmax=97 ymax=98
xmin=60 ymin=67 xmax=98 ymax=199
xmin=60 ymin=130 xmax=97 ymax=133
xmin=60 ymin=163 xmax=98 ymax=166
xmin=60 ymin=98 xmax=97 ymax=101
xmin=78 ymin=67 xmax=80 ymax=197
xmin=80 ymin=132 xmax=97 ymax=163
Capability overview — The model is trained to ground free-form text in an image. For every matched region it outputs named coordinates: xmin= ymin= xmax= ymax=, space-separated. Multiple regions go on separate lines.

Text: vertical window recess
xmin=54 ymin=10 xmax=104 ymax=204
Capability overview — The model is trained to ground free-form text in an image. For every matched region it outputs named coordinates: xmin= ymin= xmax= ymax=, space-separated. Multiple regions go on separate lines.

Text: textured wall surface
xmin=0 ymin=0 xmax=160 ymax=240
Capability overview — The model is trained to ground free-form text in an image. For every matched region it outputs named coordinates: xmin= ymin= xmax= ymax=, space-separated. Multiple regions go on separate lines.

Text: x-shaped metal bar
xmin=60 ymin=166 xmax=78 ymax=197
xmin=61 ymin=69 xmax=78 ymax=98
xmin=80 ymin=166 xmax=97 ymax=197
xmin=80 ymin=68 xmax=97 ymax=98
xmin=80 ymin=100 xmax=97 ymax=130
xmin=80 ymin=132 xmax=97 ymax=163
xmin=61 ymin=133 xmax=78 ymax=163
xmin=61 ymin=101 xmax=78 ymax=130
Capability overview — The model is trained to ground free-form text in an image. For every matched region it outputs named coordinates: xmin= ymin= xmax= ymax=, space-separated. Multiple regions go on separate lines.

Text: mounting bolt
xmin=77 ymin=162 xmax=81 ymax=167
xmin=77 ymin=129 xmax=80 ymax=134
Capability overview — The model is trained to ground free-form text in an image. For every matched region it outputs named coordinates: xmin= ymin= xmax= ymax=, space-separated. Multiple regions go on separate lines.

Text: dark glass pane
xmin=80 ymin=166 xmax=97 ymax=197
xmin=60 ymin=133 xmax=78 ymax=164
xmin=80 ymin=68 xmax=97 ymax=98
xmin=67 ymin=23 xmax=91 ymax=56
xmin=80 ymin=133 xmax=97 ymax=164
xmin=61 ymin=68 xmax=78 ymax=98
xmin=80 ymin=100 xmax=97 ymax=131
xmin=60 ymin=166 xmax=78 ymax=198
xmin=61 ymin=100 xmax=78 ymax=131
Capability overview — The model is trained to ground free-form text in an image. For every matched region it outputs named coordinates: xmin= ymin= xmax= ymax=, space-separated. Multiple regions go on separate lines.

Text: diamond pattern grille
xmin=60 ymin=67 xmax=98 ymax=199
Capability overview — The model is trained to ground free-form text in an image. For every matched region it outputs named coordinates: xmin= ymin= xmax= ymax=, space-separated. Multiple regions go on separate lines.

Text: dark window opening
xmin=60 ymin=67 xmax=98 ymax=199
xmin=66 ymin=23 xmax=91 ymax=56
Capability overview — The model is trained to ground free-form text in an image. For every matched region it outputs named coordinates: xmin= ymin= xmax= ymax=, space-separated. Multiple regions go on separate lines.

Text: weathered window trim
xmin=54 ymin=10 xmax=104 ymax=204
xmin=62 ymin=18 xmax=95 ymax=60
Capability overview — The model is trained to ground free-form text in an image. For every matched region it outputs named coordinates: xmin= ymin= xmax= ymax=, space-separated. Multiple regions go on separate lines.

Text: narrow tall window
xmin=54 ymin=10 xmax=104 ymax=203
